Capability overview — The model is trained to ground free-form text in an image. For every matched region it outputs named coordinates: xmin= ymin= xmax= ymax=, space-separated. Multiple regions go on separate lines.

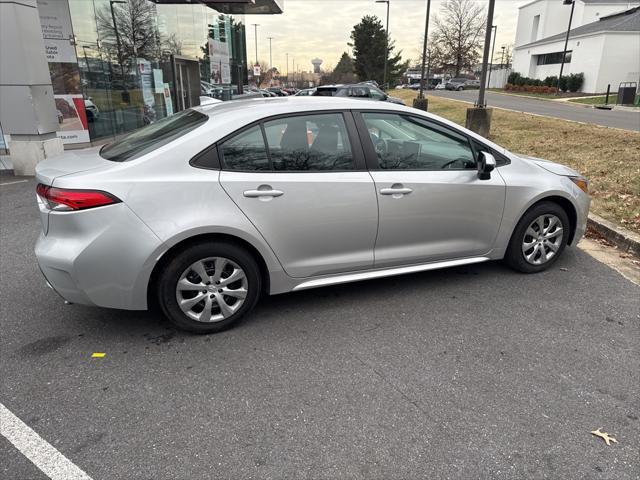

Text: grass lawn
xmin=391 ymin=89 xmax=640 ymax=233
xmin=567 ymin=94 xmax=640 ymax=107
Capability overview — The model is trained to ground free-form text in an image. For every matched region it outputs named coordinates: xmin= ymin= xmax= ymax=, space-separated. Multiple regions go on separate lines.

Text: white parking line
xmin=0 ymin=402 xmax=93 ymax=480
xmin=0 ymin=180 xmax=29 ymax=186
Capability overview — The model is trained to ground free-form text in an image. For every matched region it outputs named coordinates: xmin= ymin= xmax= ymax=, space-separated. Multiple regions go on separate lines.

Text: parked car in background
xmin=268 ymin=87 xmax=289 ymax=96
xmin=295 ymin=88 xmax=317 ymax=96
xmin=435 ymin=81 xmax=447 ymax=90
xmin=446 ymin=78 xmax=481 ymax=91
xmin=84 ymin=98 xmax=100 ymax=122
xmin=314 ymin=83 xmax=404 ymax=105
xmin=35 ymin=97 xmax=589 ymax=334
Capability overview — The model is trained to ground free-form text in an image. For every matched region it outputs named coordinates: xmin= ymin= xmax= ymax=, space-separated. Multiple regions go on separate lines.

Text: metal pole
xmin=500 ymin=46 xmax=505 ymax=68
xmin=267 ymin=37 xmax=273 ymax=70
xmin=556 ymin=0 xmax=575 ymax=95
xmin=487 ymin=25 xmax=497 ymax=89
xmin=251 ymin=24 xmax=259 ymax=65
xmin=384 ymin=1 xmax=389 ymax=89
xmin=476 ymin=0 xmax=495 ymax=107
xmin=376 ymin=0 xmax=390 ymax=89
xmin=418 ymin=0 xmax=432 ymax=99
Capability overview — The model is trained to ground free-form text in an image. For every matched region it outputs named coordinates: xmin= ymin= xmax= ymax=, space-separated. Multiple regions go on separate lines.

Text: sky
xmin=244 ymin=0 xmax=530 ymax=73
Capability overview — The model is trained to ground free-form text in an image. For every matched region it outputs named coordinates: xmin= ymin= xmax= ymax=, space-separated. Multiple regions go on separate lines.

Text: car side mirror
xmin=477 ymin=151 xmax=496 ymax=180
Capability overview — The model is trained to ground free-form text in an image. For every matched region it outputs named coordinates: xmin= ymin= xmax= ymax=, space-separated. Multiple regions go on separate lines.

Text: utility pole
xmin=376 ymin=0 xmax=390 ymax=89
xmin=251 ymin=23 xmax=260 ymax=65
xmin=417 ymin=0 xmax=432 ymax=102
xmin=286 ymin=52 xmax=289 ymax=83
xmin=476 ymin=0 xmax=496 ymax=108
xmin=557 ymin=0 xmax=575 ymax=95
xmin=487 ymin=25 xmax=497 ymax=89
xmin=267 ymin=36 xmax=274 ymax=70
xmin=465 ymin=0 xmax=496 ymax=137
xmin=500 ymin=45 xmax=505 ymax=68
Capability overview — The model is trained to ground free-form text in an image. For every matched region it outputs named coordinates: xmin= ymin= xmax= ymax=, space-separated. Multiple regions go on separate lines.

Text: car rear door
xmin=355 ymin=111 xmax=506 ymax=268
xmin=219 ymin=111 xmax=378 ymax=278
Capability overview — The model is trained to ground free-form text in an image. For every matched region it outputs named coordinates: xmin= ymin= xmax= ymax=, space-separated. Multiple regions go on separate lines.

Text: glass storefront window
xmin=64 ymin=0 xmax=247 ymax=145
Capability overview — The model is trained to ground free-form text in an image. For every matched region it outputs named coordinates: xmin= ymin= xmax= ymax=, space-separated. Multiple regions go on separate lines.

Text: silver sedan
xmin=35 ymin=97 xmax=590 ymax=333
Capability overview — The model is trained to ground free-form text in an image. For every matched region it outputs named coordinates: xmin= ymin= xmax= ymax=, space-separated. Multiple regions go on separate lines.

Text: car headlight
xmin=569 ymin=176 xmax=589 ymax=194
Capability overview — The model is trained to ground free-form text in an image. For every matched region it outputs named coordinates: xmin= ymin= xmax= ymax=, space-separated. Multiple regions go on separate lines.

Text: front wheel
xmin=505 ymin=202 xmax=570 ymax=273
xmin=158 ymin=242 xmax=261 ymax=333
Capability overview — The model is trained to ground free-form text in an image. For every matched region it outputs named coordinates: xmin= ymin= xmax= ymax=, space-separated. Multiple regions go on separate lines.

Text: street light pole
xmin=418 ymin=0 xmax=432 ymax=100
xmin=476 ymin=0 xmax=496 ymax=108
xmin=251 ymin=23 xmax=260 ymax=66
xmin=556 ymin=0 xmax=575 ymax=95
xmin=376 ymin=0 xmax=390 ymax=89
xmin=267 ymin=36 xmax=274 ymax=70
xmin=487 ymin=25 xmax=497 ymax=89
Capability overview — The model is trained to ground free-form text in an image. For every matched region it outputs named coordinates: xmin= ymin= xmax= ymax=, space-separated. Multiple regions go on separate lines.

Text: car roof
xmin=190 ymin=96 xmax=501 ymax=151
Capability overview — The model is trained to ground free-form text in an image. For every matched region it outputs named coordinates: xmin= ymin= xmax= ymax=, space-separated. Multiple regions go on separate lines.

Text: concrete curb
xmin=587 ymin=212 xmax=640 ymax=257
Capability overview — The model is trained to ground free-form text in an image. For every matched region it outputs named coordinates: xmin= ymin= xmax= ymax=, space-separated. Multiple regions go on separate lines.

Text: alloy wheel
xmin=521 ymin=214 xmax=563 ymax=265
xmin=175 ymin=257 xmax=248 ymax=322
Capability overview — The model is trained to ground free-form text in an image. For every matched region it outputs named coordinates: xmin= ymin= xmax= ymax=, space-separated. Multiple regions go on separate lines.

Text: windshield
xmin=100 ymin=109 xmax=208 ymax=162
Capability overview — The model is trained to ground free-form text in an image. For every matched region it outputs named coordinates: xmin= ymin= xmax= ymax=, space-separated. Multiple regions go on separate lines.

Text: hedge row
xmin=504 ymin=84 xmax=558 ymax=94
xmin=507 ymin=72 xmax=584 ymax=92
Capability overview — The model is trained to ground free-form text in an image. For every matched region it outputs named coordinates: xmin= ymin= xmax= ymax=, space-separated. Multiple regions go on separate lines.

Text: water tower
xmin=311 ymin=58 xmax=323 ymax=74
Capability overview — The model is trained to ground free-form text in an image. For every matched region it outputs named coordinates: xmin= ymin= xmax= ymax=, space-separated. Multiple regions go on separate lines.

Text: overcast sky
xmin=244 ymin=0 xmax=529 ymax=73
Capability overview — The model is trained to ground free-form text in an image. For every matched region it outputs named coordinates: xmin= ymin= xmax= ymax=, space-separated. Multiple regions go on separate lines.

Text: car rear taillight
xmin=36 ymin=183 xmax=121 ymax=211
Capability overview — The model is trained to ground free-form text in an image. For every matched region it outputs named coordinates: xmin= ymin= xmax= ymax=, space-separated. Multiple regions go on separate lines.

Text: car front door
xmin=219 ymin=111 xmax=378 ymax=278
xmin=356 ymin=111 xmax=506 ymax=268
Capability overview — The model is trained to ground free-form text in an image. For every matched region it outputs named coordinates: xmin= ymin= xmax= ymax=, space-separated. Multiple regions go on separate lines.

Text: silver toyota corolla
xmin=35 ymin=97 xmax=590 ymax=333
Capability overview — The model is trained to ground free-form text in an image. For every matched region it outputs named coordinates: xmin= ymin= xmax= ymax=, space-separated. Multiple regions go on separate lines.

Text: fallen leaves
xmin=591 ymin=428 xmax=618 ymax=446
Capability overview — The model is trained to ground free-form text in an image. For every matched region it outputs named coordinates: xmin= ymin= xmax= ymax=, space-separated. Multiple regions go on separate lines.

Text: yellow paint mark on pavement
xmin=91 ymin=353 xmax=106 ymax=358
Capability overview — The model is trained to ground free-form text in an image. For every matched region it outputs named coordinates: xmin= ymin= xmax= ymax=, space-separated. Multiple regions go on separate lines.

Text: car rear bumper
xmin=35 ymin=203 xmax=164 ymax=310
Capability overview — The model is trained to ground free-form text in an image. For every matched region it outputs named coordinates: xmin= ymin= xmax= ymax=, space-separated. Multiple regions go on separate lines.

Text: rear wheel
xmin=505 ymin=202 xmax=570 ymax=273
xmin=158 ymin=242 xmax=261 ymax=333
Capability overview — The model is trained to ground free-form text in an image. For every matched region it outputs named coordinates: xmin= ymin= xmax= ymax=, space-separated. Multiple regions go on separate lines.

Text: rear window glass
xmin=100 ymin=109 xmax=208 ymax=162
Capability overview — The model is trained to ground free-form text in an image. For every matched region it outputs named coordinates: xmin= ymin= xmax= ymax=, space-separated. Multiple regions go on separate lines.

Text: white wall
xmin=513 ymin=35 xmax=606 ymax=92
xmin=511 ymin=30 xmax=639 ymax=93
xmin=582 ymin=2 xmax=640 ymax=24
xmin=514 ymin=0 xmax=639 ymax=48
xmin=515 ymin=0 xmax=584 ymax=47
xmin=597 ymin=32 xmax=640 ymax=92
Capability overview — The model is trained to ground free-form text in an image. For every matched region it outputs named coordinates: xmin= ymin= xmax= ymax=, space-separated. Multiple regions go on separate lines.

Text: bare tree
xmin=431 ymin=0 xmax=486 ymax=77
xmin=96 ymin=0 xmax=159 ymax=70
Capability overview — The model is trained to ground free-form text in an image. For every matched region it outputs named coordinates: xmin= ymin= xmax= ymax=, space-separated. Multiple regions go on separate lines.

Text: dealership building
xmin=0 ymin=0 xmax=283 ymax=174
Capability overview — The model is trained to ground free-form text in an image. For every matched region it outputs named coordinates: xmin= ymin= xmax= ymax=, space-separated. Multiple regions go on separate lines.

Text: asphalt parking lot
xmin=1 ymin=178 xmax=639 ymax=480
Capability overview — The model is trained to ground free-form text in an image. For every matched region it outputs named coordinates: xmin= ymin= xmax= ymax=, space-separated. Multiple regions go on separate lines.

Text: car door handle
xmin=380 ymin=187 xmax=413 ymax=195
xmin=243 ymin=189 xmax=284 ymax=198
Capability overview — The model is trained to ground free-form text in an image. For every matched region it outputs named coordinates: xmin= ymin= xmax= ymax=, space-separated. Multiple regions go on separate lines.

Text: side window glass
xmin=362 ymin=113 xmax=476 ymax=170
xmin=220 ymin=126 xmax=269 ymax=171
xmin=263 ymin=114 xmax=354 ymax=171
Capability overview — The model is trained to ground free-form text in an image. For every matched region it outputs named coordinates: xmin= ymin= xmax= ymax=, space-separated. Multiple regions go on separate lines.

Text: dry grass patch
xmin=391 ymin=90 xmax=640 ymax=232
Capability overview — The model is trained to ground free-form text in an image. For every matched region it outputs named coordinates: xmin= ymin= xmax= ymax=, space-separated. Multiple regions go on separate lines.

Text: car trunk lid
xmin=35 ymin=146 xmax=114 ymax=234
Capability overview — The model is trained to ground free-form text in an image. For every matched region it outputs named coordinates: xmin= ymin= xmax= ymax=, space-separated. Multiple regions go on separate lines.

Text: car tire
xmin=504 ymin=201 xmax=570 ymax=274
xmin=457 ymin=86 xmax=463 ymax=91
xmin=157 ymin=241 xmax=261 ymax=334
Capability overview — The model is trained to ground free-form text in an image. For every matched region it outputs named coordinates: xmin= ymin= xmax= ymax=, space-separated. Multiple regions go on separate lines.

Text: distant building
xmin=311 ymin=58 xmax=323 ymax=74
xmin=512 ymin=0 xmax=640 ymax=92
